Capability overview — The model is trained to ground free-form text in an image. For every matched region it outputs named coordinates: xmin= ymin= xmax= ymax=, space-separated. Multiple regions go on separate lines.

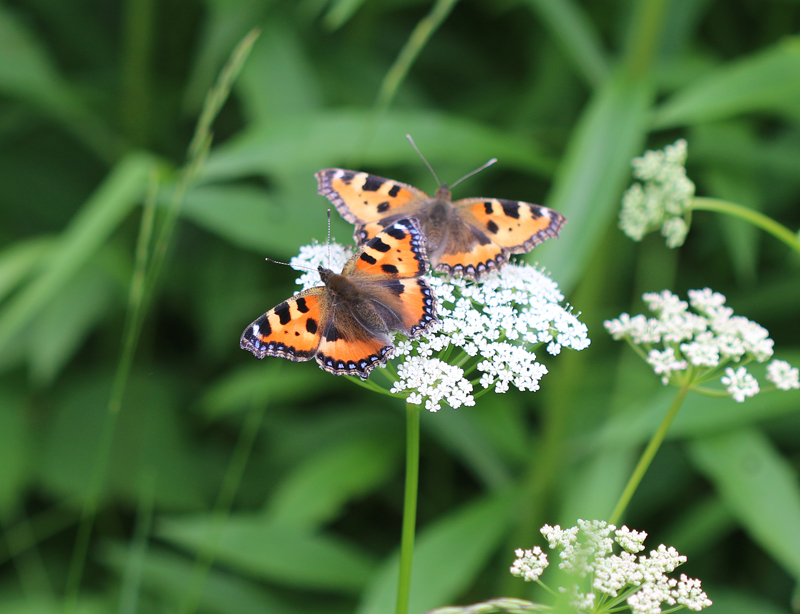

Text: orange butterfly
xmin=240 ymin=218 xmax=438 ymax=379
xmin=316 ymin=168 xmax=566 ymax=279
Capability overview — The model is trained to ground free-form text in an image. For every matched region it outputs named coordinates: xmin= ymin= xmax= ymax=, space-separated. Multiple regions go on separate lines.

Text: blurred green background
xmin=1 ymin=0 xmax=799 ymax=612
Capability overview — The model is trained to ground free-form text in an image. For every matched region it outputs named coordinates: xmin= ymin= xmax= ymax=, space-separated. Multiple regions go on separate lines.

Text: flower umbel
xmin=604 ymin=288 xmax=797 ymax=402
xmin=292 ymin=240 xmax=590 ymax=411
xmin=429 ymin=520 xmax=711 ymax=614
xmin=619 ymin=139 xmax=695 ymax=248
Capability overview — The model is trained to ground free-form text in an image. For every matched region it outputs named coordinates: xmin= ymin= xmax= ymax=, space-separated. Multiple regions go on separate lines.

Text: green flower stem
xmin=608 ymin=384 xmax=690 ymax=526
xmin=692 ymin=197 xmax=800 ymax=256
xmin=396 ymin=403 xmax=422 ymax=614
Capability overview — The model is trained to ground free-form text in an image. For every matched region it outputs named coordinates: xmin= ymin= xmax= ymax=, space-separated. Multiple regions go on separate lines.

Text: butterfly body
xmin=317 ymin=169 xmax=566 ymax=279
xmin=240 ymin=218 xmax=437 ymax=379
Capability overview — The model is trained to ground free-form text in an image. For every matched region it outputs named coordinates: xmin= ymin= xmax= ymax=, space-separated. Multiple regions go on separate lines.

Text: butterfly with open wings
xmin=316 ymin=167 xmax=566 ymax=279
xmin=240 ymin=218 xmax=438 ymax=379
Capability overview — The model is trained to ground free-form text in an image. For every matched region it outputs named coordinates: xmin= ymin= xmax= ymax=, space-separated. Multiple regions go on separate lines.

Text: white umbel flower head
xmin=619 ymin=139 xmax=696 ymax=247
xmin=392 ymin=263 xmax=590 ymax=411
xmin=508 ymin=520 xmax=711 ymax=614
xmin=604 ymin=288 xmax=797 ymax=403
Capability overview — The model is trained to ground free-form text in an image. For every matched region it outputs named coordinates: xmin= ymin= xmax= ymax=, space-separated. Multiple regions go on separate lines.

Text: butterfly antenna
xmin=406 ymin=134 xmax=442 ymax=187
xmin=326 ymin=209 xmax=332 ymax=267
xmin=265 ymin=256 xmax=315 ymax=272
xmin=449 ymin=157 xmax=498 ymax=190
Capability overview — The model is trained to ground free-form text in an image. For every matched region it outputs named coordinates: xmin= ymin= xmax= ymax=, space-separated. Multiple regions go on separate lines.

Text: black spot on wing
xmin=483 ymin=202 xmax=494 ymax=214
xmin=381 ymin=264 xmax=399 ymax=274
xmin=296 ymin=297 xmax=310 ymax=313
xmin=306 ymin=318 xmax=318 ymax=334
xmin=383 ymin=280 xmax=405 ymax=295
xmin=360 ymin=252 xmax=377 ymax=265
xmin=388 ymin=184 xmax=401 ymax=197
xmin=371 ymin=238 xmax=392 ymax=252
xmin=362 ymin=176 xmax=383 ymax=192
xmin=275 ymin=302 xmax=292 ymax=325
xmin=470 ymin=225 xmax=493 ymax=245
xmin=385 ymin=226 xmax=406 ymax=241
xmin=501 ymin=202 xmax=521 ymax=219
xmin=377 ymin=201 xmax=390 ymax=213
xmin=486 ymin=220 xmax=499 ymax=234
xmin=340 ymin=171 xmax=355 ymax=184
xmin=324 ymin=323 xmax=342 ymax=342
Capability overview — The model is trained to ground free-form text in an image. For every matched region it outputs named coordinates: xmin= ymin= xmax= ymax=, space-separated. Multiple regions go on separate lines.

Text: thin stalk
xmin=692 ymin=197 xmax=800 ymax=256
xmin=178 ymin=399 xmax=267 ymax=614
xmin=608 ymin=385 xmax=690 ymax=525
xmin=375 ymin=0 xmax=460 ymax=113
xmin=395 ymin=403 xmax=422 ymax=614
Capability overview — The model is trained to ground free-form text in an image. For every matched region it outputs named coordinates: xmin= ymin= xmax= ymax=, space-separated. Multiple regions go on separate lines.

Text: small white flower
xmin=510 ymin=546 xmax=549 ymax=582
xmin=647 ymin=348 xmax=688 ymax=384
xmin=766 ymin=360 xmax=800 ymax=390
xmin=721 ymin=366 xmax=760 ymax=402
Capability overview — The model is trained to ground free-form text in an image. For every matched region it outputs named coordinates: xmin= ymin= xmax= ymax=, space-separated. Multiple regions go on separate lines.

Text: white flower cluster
xmin=510 ymin=520 xmax=712 ymax=614
xmin=391 ymin=263 xmax=590 ymax=411
xmin=289 ymin=240 xmax=352 ymax=289
xmin=604 ymin=288 xmax=799 ymax=401
xmin=619 ymin=139 xmax=695 ymax=248
xmin=288 ymin=241 xmax=590 ymax=410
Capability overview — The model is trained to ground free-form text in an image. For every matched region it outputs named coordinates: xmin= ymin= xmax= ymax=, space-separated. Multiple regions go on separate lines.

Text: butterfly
xmin=240 ymin=218 xmax=438 ymax=379
xmin=316 ymin=167 xmax=566 ymax=279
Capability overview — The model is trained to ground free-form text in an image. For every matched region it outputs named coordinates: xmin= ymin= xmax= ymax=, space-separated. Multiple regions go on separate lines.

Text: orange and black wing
xmin=346 ymin=218 xmax=437 ymax=337
xmin=240 ymin=288 xmax=328 ymax=361
xmin=434 ymin=198 xmax=566 ymax=278
xmin=316 ymin=169 xmax=429 ymax=244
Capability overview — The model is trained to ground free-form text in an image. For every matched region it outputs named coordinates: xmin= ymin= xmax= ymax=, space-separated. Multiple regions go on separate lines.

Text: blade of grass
xmin=0 ymin=152 xmax=156 ymax=355
xmin=374 ymin=0 xmax=460 ymax=113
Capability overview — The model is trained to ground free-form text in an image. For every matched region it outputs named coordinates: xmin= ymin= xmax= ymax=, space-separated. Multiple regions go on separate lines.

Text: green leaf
xmin=654 ymin=37 xmax=800 ymax=128
xmin=236 ymin=20 xmax=322 ymax=123
xmin=201 ymin=109 xmax=556 ymax=183
xmin=265 ymin=434 xmax=401 ymax=528
xmin=0 ymin=236 xmax=52 ymax=303
xmin=689 ymin=428 xmax=800 ymax=580
xmin=323 ymin=0 xmax=368 ymax=30
xmin=27 ymin=257 xmax=120 ymax=385
xmin=356 ymin=491 xmax=516 ymax=614
xmin=0 ymin=152 xmax=157 ymax=356
xmin=529 ymin=71 xmax=654 ymax=293
xmin=200 ymin=363 xmax=321 ymax=418
xmin=157 ymin=515 xmax=375 ymax=593
xmin=102 ymin=543 xmax=300 ymax=614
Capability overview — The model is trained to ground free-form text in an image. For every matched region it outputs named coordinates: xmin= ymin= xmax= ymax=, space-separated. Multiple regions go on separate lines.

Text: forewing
xmin=344 ymin=217 xmax=430 ymax=279
xmin=316 ymin=169 xmax=429 ymax=228
xmin=240 ymin=288 xmax=327 ymax=361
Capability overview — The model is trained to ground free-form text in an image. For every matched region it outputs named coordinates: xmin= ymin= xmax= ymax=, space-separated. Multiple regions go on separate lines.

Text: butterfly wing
xmin=433 ymin=197 xmax=566 ymax=278
xmin=344 ymin=218 xmax=437 ymax=338
xmin=316 ymin=169 xmax=430 ymax=244
xmin=240 ymin=287 xmax=328 ymax=361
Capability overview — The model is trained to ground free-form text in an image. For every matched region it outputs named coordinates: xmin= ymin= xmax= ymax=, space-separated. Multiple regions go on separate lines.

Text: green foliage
xmin=0 ymin=1 xmax=799 ymax=613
